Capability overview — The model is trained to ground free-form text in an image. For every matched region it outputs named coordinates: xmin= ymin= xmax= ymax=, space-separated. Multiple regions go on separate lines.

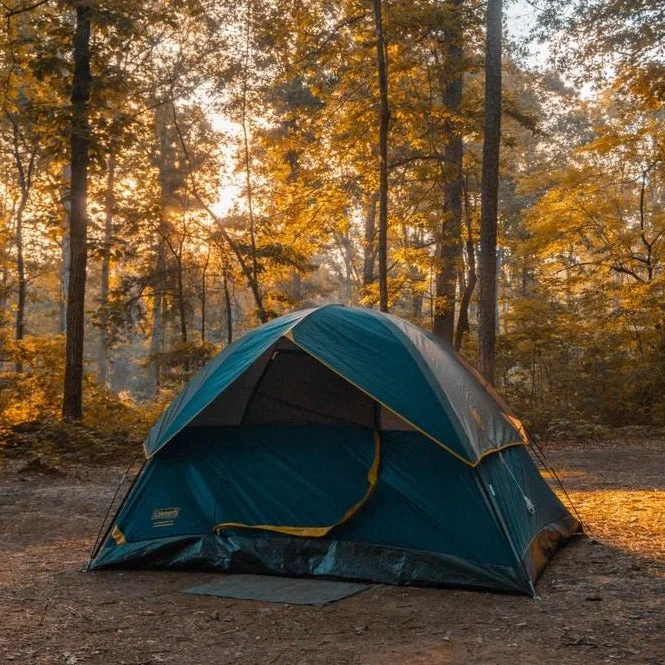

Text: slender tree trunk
xmin=0 ymin=195 xmax=8 ymax=315
xmin=14 ymin=195 xmax=27 ymax=373
xmin=478 ymin=0 xmax=502 ymax=383
xmin=240 ymin=0 xmax=267 ymax=323
xmin=62 ymin=3 xmax=92 ymax=420
xmin=59 ymin=165 xmax=71 ymax=334
xmin=362 ymin=190 xmax=378 ymax=289
xmin=411 ymin=229 xmax=425 ymax=319
xmin=98 ymin=148 xmax=115 ymax=386
xmin=60 ymin=232 xmax=69 ymax=334
xmin=223 ymin=269 xmax=233 ymax=345
xmin=340 ymin=233 xmax=353 ymax=305
xmin=0 ymin=266 xmax=8 ymax=313
xmin=148 ymin=241 xmax=165 ymax=395
xmin=148 ymin=107 xmax=174 ymax=393
xmin=433 ymin=3 xmax=464 ymax=343
xmin=454 ymin=177 xmax=477 ymax=350
xmin=175 ymin=244 xmax=190 ymax=374
xmin=8 ymin=119 xmax=35 ymax=372
xmin=201 ymin=247 xmax=210 ymax=343
xmin=176 ymin=251 xmax=187 ymax=344
xmin=372 ymin=0 xmax=390 ymax=312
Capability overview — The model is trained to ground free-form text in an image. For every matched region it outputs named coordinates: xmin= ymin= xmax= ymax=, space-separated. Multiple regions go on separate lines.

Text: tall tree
xmin=372 ymin=0 xmax=390 ymax=312
xmin=454 ymin=175 xmax=477 ymax=350
xmin=62 ymin=2 xmax=92 ymax=420
xmin=6 ymin=114 xmax=38 ymax=373
xmin=478 ymin=0 xmax=502 ymax=382
xmin=433 ymin=0 xmax=464 ymax=343
xmin=97 ymin=143 xmax=115 ymax=386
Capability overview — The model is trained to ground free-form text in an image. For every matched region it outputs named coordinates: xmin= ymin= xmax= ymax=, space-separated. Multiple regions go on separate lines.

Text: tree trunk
xmin=0 ymin=266 xmax=8 ymax=313
xmin=478 ymin=0 xmax=502 ymax=383
xmin=433 ymin=2 xmax=464 ymax=344
xmin=60 ymin=232 xmax=70 ymax=334
xmin=148 ymin=240 xmax=165 ymax=395
xmin=223 ymin=269 xmax=233 ymax=345
xmin=149 ymin=107 xmax=174 ymax=393
xmin=454 ymin=177 xmax=477 ymax=350
xmin=175 ymin=245 xmax=190 ymax=374
xmin=240 ymin=0 xmax=267 ymax=323
xmin=98 ymin=148 xmax=115 ymax=386
xmin=62 ymin=3 xmax=92 ymax=421
xmin=175 ymin=248 xmax=187 ymax=344
xmin=8 ymin=118 xmax=35 ymax=373
xmin=362 ymin=190 xmax=378 ymax=288
xmin=59 ymin=165 xmax=71 ymax=335
xmin=372 ymin=0 xmax=390 ymax=312
xmin=201 ymin=247 xmax=210 ymax=343
xmin=14 ymin=193 xmax=28 ymax=374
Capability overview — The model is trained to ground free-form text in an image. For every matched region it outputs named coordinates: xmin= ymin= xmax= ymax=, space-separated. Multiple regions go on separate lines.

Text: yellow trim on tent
xmin=285 ymin=333 xmax=526 ymax=468
xmin=146 ymin=323 xmax=527 ymax=467
xmin=111 ymin=524 xmax=127 ymax=545
xmin=213 ymin=431 xmax=381 ymax=537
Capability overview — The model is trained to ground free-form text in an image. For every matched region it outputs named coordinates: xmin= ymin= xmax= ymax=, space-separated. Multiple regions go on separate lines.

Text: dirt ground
xmin=1 ymin=439 xmax=663 ymax=665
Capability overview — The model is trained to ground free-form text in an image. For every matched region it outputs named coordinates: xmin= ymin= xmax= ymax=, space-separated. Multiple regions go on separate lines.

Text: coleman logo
xmin=152 ymin=507 xmax=180 ymax=521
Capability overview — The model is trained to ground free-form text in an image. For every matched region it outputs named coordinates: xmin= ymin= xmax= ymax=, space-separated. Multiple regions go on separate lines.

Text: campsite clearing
xmin=1 ymin=439 xmax=664 ymax=665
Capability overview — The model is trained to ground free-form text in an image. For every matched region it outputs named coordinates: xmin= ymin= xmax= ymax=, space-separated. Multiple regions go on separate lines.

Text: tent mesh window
xmin=190 ymin=337 xmax=414 ymax=431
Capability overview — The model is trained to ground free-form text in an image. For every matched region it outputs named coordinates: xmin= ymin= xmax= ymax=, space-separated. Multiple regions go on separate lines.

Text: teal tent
xmin=89 ymin=305 xmax=580 ymax=594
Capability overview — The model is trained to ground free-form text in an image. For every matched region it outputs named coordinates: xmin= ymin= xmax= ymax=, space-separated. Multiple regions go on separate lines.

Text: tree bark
xmin=343 ymin=232 xmax=353 ymax=305
xmin=59 ymin=165 xmax=71 ymax=334
xmin=362 ymin=190 xmax=378 ymax=288
xmin=454 ymin=177 xmax=477 ymax=350
xmin=7 ymin=115 xmax=36 ymax=373
xmin=62 ymin=3 xmax=92 ymax=420
xmin=201 ymin=246 xmax=210 ymax=343
xmin=0 ymin=266 xmax=8 ymax=314
xmin=240 ymin=0 xmax=267 ymax=323
xmin=223 ymin=269 xmax=233 ymax=345
xmin=478 ymin=0 xmax=502 ymax=383
xmin=14 ymin=194 xmax=27 ymax=373
xmin=372 ymin=0 xmax=390 ymax=312
xmin=98 ymin=148 xmax=115 ymax=386
xmin=176 ymin=249 xmax=187 ymax=344
xmin=148 ymin=106 xmax=176 ymax=393
xmin=148 ymin=240 xmax=165 ymax=395
xmin=433 ymin=1 xmax=464 ymax=344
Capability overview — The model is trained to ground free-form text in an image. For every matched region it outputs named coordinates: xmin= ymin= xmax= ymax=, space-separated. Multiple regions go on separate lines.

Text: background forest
xmin=1 ymin=0 xmax=664 ymax=447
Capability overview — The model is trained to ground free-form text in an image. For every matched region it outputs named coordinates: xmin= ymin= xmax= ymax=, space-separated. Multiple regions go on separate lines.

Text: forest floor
xmin=0 ymin=437 xmax=663 ymax=665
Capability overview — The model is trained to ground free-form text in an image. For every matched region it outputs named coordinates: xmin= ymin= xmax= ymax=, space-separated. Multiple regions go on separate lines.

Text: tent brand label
xmin=151 ymin=507 xmax=180 ymax=527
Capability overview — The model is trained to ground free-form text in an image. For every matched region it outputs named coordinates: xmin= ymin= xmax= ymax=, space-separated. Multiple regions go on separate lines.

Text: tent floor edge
xmin=522 ymin=515 xmax=583 ymax=585
xmin=88 ymin=533 xmax=531 ymax=594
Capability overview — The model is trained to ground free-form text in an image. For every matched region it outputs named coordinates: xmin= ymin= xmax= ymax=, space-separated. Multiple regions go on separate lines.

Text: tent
xmin=89 ymin=305 xmax=580 ymax=594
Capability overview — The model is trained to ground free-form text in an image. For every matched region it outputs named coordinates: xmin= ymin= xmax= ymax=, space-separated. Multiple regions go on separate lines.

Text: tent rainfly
xmin=89 ymin=305 xmax=580 ymax=594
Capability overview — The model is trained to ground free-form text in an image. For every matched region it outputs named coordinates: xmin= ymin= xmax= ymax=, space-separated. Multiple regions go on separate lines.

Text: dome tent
xmin=89 ymin=305 xmax=580 ymax=594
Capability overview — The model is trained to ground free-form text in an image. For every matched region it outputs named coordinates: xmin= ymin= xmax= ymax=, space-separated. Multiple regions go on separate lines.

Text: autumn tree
xmin=478 ymin=0 xmax=502 ymax=382
xmin=62 ymin=2 xmax=92 ymax=420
